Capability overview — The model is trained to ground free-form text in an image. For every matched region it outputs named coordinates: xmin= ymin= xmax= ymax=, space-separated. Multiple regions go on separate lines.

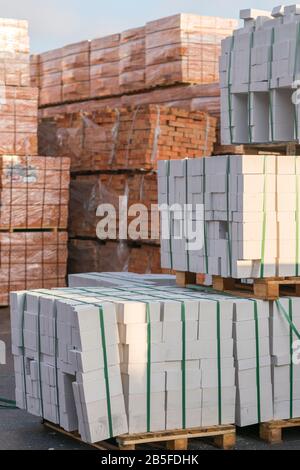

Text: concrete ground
xmin=1 ymin=307 xmax=300 ymax=450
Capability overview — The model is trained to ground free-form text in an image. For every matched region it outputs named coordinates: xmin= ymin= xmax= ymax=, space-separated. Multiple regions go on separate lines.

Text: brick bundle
xmin=0 ymin=18 xmax=70 ymax=305
xmin=0 ymin=155 xmax=70 ymax=230
xmin=0 ymin=18 xmax=30 ymax=87
xmin=145 ymin=14 xmax=236 ymax=88
xmin=69 ymin=172 xmax=158 ymax=241
xmin=39 ymin=105 xmax=217 ymax=172
xmin=31 ymin=14 xmax=237 ymax=107
xmin=0 ymin=231 xmax=67 ymax=305
xmin=62 ymin=41 xmax=90 ymax=102
xmin=68 ymin=239 xmax=164 ymax=275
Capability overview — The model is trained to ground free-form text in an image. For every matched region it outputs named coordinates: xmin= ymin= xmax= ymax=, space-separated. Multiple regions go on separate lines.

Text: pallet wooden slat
xmin=212 ymin=276 xmax=300 ymax=300
xmin=260 ymin=419 xmax=300 ymax=445
xmin=44 ymin=421 xmax=236 ymax=451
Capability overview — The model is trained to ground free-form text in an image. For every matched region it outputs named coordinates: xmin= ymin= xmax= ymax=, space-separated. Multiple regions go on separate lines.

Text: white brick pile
xmin=221 ymin=5 xmax=300 ymax=144
xmin=158 ymin=155 xmax=300 ymax=278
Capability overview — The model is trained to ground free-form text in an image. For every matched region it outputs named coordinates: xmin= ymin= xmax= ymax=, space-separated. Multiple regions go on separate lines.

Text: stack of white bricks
xmin=11 ymin=289 xmax=128 ymax=442
xmin=271 ymin=297 xmax=300 ymax=419
xmin=11 ymin=285 xmax=239 ymax=443
xmin=234 ymin=299 xmax=273 ymax=426
xmin=11 ymin=281 xmax=300 ymax=437
xmin=220 ymin=5 xmax=300 ymax=144
xmin=158 ymin=154 xmax=300 ymax=279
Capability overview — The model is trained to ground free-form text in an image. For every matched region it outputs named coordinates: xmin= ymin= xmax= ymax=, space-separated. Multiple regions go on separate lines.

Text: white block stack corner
xmin=11 ymin=289 xmax=128 ymax=443
xmin=270 ymin=297 xmax=300 ymax=419
xmin=220 ymin=5 xmax=300 ymax=144
xmin=234 ymin=299 xmax=273 ymax=426
xmin=158 ymin=154 xmax=300 ymax=278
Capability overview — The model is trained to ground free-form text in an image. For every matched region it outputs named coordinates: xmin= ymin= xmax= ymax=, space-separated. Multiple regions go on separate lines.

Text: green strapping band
xmin=276 ymin=299 xmax=300 ymax=340
xmin=167 ymin=160 xmax=173 ymax=270
xmin=99 ymin=306 xmax=113 ymax=439
xmin=289 ymin=299 xmax=294 ymax=419
xmin=247 ymin=32 xmax=254 ymax=144
xmin=226 ymin=157 xmax=233 ymax=277
xmin=296 ymin=157 xmax=299 ymax=276
xmin=37 ymin=298 xmax=44 ymax=419
xmin=268 ymin=28 xmax=275 ymax=142
xmin=203 ymin=158 xmax=209 ymax=274
xmin=260 ymin=156 xmax=267 ymax=278
xmin=0 ymin=397 xmax=17 ymax=408
xmin=181 ymin=302 xmax=186 ymax=429
xmin=216 ymin=301 xmax=222 ymax=424
xmin=253 ymin=301 xmax=261 ymax=423
xmin=21 ymin=294 xmax=28 ymax=411
xmin=53 ymin=305 xmax=60 ymax=425
xmin=146 ymin=303 xmax=151 ymax=433
xmin=227 ymin=36 xmax=235 ymax=144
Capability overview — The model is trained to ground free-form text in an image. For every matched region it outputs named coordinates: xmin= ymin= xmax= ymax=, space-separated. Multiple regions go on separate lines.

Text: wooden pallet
xmin=260 ymin=418 xmax=300 ymax=444
xmin=43 ymin=421 xmax=236 ymax=451
xmin=212 ymin=276 xmax=300 ymax=300
xmin=175 ymin=272 xmax=300 ymax=300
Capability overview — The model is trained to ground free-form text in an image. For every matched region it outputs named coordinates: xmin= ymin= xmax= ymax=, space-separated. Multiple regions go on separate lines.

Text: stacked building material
xmin=220 ymin=6 xmax=300 ymax=145
xmin=270 ymin=298 xmax=300 ymax=420
xmin=11 ymin=286 xmax=238 ymax=442
xmin=158 ymin=154 xmax=300 ymax=279
xmin=234 ymin=299 xmax=273 ymax=426
xmin=145 ymin=15 xmax=236 ymax=88
xmin=38 ymin=105 xmax=215 ymax=277
xmin=39 ymin=105 xmax=216 ymax=172
xmin=0 ymin=18 xmax=30 ymax=87
xmin=32 ymin=14 xmax=237 ymax=107
xmin=38 ymin=48 xmax=62 ymax=106
xmin=0 ymin=232 xmax=67 ymax=305
xmin=0 ymin=155 xmax=70 ymax=229
xmin=90 ymin=34 xmax=120 ymax=98
xmin=0 ymin=19 xmax=71 ymax=306
xmin=69 ymin=173 xmax=158 ymax=241
xmin=69 ymin=272 xmax=176 ymax=288
xmin=62 ymin=41 xmax=90 ymax=102
xmin=119 ymin=27 xmax=145 ymax=93
xmin=0 ymin=86 xmax=38 ymax=155
xmin=68 ymin=240 xmax=164 ymax=276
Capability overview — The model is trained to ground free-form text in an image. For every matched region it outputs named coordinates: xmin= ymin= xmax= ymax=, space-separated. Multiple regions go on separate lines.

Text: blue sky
xmin=0 ymin=0 xmax=283 ymax=52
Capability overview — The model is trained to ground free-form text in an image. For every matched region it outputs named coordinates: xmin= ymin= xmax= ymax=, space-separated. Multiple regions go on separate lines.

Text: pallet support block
xmin=176 ymin=271 xmax=197 ymax=287
xmin=260 ymin=419 xmax=300 ymax=445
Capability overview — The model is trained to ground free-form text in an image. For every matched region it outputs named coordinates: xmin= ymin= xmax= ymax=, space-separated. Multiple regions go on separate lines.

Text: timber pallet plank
xmin=212 ymin=276 xmax=300 ymax=300
xmin=175 ymin=272 xmax=300 ymax=300
xmin=43 ymin=421 xmax=236 ymax=451
xmin=260 ymin=419 xmax=300 ymax=444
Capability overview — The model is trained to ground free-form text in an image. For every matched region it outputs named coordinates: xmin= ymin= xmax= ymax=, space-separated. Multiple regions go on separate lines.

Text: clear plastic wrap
xmin=68 ymin=239 xmax=165 ymax=275
xmin=0 ymin=155 xmax=70 ymax=229
xmin=69 ymin=172 xmax=159 ymax=242
xmin=39 ymin=105 xmax=217 ymax=172
xmin=0 ymin=231 xmax=67 ymax=305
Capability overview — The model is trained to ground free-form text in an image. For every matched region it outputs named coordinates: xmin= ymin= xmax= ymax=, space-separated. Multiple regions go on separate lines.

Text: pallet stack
xmin=0 ymin=19 xmax=70 ymax=306
xmin=38 ymin=104 xmax=216 ymax=277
